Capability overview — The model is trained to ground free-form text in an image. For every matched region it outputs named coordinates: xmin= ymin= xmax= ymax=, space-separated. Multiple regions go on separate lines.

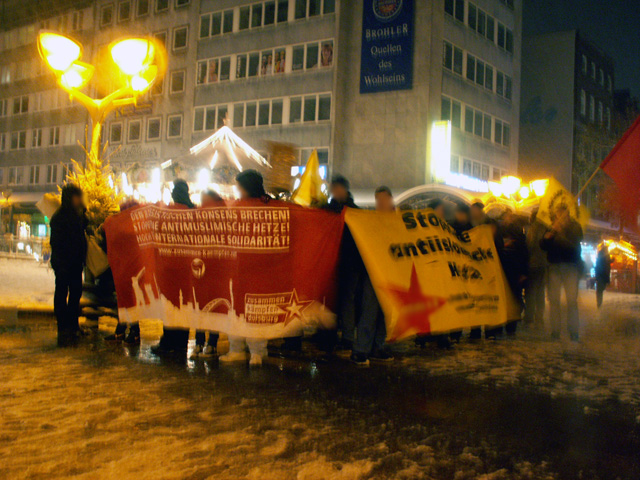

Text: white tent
xmin=190 ymin=126 xmax=271 ymax=172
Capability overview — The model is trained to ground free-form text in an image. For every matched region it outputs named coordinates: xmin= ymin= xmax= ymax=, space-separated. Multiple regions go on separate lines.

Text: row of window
xmin=100 ymin=0 xmax=189 ymax=27
xmin=0 ymin=9 xmax=86 ymax=52
xmin=443 ymin=41 xmax=512 ymax=101
xmin=199 ymin=0 xmax=335 ymax=40
xmin=0 ymin=57 xmax=44 ymax=85
xmin=108 ymin=114 xmax=182 ymax=144
xmin=0 ymin=125 xmax=82 ymax=152
xmin=445 ymin=0 xmax=514 ymax=54
xmin=195 ymin=39 xmax=333 ymax=86
xmin=581 ymin=54 xmax=613 ymax=92
xmin=441 ymin=95 xmax=511 ymax=148
xmin=451 ymin=155 xmax=507 ymax=181
xmin=580 ymin=90 xmax=612 ymax=128
xmin=0 ymin=163 xmax=74 ymax=186
xmin=194 ymin=93 xmax=331 ymax=131
xmin=0 ymin=91 xmax=75 ymax=117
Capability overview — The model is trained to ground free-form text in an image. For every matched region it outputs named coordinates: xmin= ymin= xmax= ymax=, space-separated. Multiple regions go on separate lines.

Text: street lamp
xmin=37 ymin=31 xmax=166 ymax=162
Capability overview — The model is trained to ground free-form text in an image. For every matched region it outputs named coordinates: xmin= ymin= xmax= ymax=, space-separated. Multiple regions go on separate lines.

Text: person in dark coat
xmin=524 ymin=208 xmax=548 ymax=325
xmin=323 ymin=175 xmax=362 ymax=351
xmin=151 ymin=179 xmax=194 ymax=355
xmin=50 ymin=184 xmax=87 ymax=346
xmin=595 ymin=243 xmax=612 ymax=308
xmin=498 ymin=210 xmax=529 ymax=336
xmin=452 ymin=203 xmax=473 ymax=239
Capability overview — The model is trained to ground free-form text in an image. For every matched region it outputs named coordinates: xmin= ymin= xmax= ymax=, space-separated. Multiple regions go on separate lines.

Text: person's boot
xmin=349 ymin=352 xmax=370 ymax=367
xmin=123 ymin=329 xmax=140 ymax=345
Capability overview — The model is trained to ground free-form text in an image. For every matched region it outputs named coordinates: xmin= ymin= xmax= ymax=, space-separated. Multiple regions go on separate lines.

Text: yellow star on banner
xmin=383 ymin=264 xmax=447 ymax=341
xmin=283 ymin=289 xmax=313 ymax=326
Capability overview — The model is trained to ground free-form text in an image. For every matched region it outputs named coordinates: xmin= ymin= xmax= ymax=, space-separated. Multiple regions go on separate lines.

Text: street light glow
xmin=37 ymin=32 xmax=82 ymax=72
xmin=131 ymin=65 xmax=158 ymax=93
xmin=110 ymin=38 xmax=155 ymax=76
xmin=59 ymin=62 xmax=94 ymax=89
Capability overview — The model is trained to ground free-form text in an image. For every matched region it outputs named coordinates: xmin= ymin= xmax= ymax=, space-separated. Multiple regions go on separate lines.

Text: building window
xmin=13 ymin=95 xmax=28 ymax=114
xmin=118 ymin=1 xmax=131 ymax=21
xmin=156 ymin=0 xmax=169 ymax=12
xmin=32 ymin=128 xmax=42 ymax=148
xmin=589 ymin=95 xmax=595 ymax=121
xmin=582 ymin=55 xmax=587 ymax=74
xmin=200 ymin=10 xmax=234 ymax=38
xmin=467 ymin=3 xmax=476 ymax=30
xmin=128 ymin=119 xmax=142 ymax=142
xmin=0 ymin=133 xmax=5 ymax=151
xmin=485 ymin=65 xmax=493 ymax=90
xmin=606 ymin=107 xmax=611 ymax=130
xmin=0 ymin=168 xmax=4 ymax=185
xmin=100 ymin=4 xmax=114 ymax=27
xmin=137 ymin=0 xmax=150 ymax=16
xmin=49 ymin=126 xmax=60 ymax=146
xmin=599 ymin=68 xmax=604 ymax=86
xmin=46 ymin=164 xmax=58 ymax=184
xmin=607 ymin=75 xmax=612 ymax=92
xmin=196 ymin=57 xmax=231 ymax=84
xmin=10 ymin=167 xmax=24 ymax=185
xmin=598 ymin=101 xmax=603 ymax=123
xmin=463 ymin=159 xmax=472 ymax=176
xmin=147 ymin=117 xmax=161 ymax=140
xmin=0 ymin=99 xmax=7 ymax=116
xmin=173 ymin=26 xmax=188 ymax=50
xmin=11 ymin=131 xmax=27 ymax=150
xmin=170 ymin=70 xmax=185 ymax=93
xmin=590 ymin=61 xmax=596 ymax=80
xmin=450 ymin=155 xmax=459 ymax=173
xmin=580 ymin=90 xmax=586 ymax=116
xmin=494 ymin=120 xmax=510 ymax=147
xmin=110 ymin=123 xmax=122 ymax=144
xmin=193 ymin=105 xmax=227 ymax=131
xmin=167 ymin=114 xmax=183 ymax=138
xmin=444 ymin=0 xmax=465 ymax=23
xmin=72 ymin=11 xmax=84 ymax=30
xmin=175 ymin=0 xmax=190 ymax=7
xmin=29 ymin=165 xmax=40 ymax=185
xmin=486 ymin=15 xmax=495 ymax=42
xmin=443 ymin=41 xmax=463 ymax=76
xmin=238 ymin=1 xmax=288 ymax=30
xmin=295 ymin=0 xmax=328 ymax=19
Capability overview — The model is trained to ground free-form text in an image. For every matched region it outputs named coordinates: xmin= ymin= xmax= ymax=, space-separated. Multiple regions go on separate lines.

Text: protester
xmin=427 ymin=198 xmax=446 ymax=221
xmin=192 ymin=190 xmax=224 ymax=358
xmin=151 ymin=179 xmax=194 ymax=355
xmin=106 ymin=200 xmax=141 ymax=344
xmin=351 ymin=186 xmax=395 ymax=366
xmin=524 ymin=208 xmax=548 ymax=325
xmin=541 ymin=204 xmax=583 ymax=341
xmin=595 ymin=243 xmax=612 ymax=308
xmin=498 ymin=210 xmax=529 ymax=336
xmin=50 ymin=184 xmax=87 ymax=346
xmin=220 ymin=170 xmax=271 ymax=366
xmin=323 ymin=174 xmax=361 ymax=352
xmin=452 ymin=203 xmax=473 ymax=239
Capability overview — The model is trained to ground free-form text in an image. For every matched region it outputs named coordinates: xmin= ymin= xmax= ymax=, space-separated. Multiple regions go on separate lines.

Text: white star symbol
xmin=283 ymin=289 xmax=312 ymax=325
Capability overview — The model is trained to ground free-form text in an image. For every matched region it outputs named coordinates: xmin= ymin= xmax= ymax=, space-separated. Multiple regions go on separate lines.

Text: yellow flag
xmin=291 ymin=150 xmax=327 ymax=207
xmin=345 ymin=208 xmax=511 ymax=341
xmin=537 ymin=177 xmax=589 ymax=228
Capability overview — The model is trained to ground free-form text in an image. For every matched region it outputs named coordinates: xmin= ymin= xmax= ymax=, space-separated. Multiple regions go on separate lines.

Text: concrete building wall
xmin=519 ymin=30 xmax=577 ymax=187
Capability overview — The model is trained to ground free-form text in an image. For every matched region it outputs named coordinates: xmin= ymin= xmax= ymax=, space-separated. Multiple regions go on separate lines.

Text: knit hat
xmin=236 ymin=169 xmax=266 ymax=199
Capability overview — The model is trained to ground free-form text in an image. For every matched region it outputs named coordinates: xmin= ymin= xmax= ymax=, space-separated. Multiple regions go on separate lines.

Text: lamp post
xmin=37 ymin=32 xmax=166 ymax=163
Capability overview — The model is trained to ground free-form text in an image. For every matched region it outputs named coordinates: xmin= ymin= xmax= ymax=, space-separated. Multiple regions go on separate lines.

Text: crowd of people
xmin=50 ymin=170 xmax=590 ymax=365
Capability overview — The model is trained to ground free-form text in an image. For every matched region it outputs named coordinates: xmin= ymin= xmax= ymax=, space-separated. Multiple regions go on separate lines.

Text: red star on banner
xmin=383 ymin=264 xmax=447 ymax=340
xmin=283 ymin=289 xmax=313 ymax=326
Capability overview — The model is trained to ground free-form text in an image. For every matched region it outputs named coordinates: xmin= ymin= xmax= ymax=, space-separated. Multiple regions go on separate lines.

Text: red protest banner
xmin=104 ymin=200 xmax=344 ymax=338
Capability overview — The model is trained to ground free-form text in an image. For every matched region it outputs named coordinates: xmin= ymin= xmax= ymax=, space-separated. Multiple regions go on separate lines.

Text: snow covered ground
xmin=1 ymin=257 xmax=640 ymax=479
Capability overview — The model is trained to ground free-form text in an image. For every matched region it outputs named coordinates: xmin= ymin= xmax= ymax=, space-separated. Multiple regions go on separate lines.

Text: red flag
xmin=600 ymin=115 xmax=640 ymax=225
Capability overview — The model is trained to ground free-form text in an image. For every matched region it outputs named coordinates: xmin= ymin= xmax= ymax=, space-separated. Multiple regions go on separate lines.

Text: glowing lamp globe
xmin=38 ymin=32 xmax=82 ymax=72
xmin=59 ymin=62 xmax=94 ymax=89
xmin=111 ymin=38 xmax=155 ymax=76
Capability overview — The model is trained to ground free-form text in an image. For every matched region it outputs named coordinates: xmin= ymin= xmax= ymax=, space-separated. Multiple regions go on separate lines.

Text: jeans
xmin=228 ymin=336 xmax=268 ymax=357
xmin=596 ymin=280 xmax=607 ymax=308
xmin=195 ymin=330 xmax=219 ymax=347
xmin=524 ymin=268 xmax=547 ymax=324
xmin=353 ymin=275 xmax=386 ymax=356
xmin=548 ymin=263 xmax=580 ymax=339
xmin=338 ymin=267 xmax=363 ymax=344
xmin=54 ymin=268 xmax=83 ymax=334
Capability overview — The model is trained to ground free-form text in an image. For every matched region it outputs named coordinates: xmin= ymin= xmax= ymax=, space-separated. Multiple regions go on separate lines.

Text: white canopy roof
xmin=189 ymin=126 xmax=271 ymax=172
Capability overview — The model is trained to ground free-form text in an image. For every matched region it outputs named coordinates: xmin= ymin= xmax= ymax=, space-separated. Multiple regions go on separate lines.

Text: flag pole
xmin=576 ymin=166 xmax=600 ymax=199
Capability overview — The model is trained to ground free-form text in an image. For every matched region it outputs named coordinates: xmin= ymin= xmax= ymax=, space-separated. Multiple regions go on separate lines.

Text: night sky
xmin=524 ymin=0 xmax=640 ymax=98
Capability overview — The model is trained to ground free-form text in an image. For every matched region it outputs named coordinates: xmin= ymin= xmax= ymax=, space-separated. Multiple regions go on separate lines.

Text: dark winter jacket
xmin=500 ymin=222 xmax=529 ymax=301
xmin=324 ymin=193 xmax=358 ymax=214
xmin=323 ymin=194 xmax=363 ymax=272
xmin=171 ymin=179 xmax=195 ymax=208
xmin=595 ymin=249 xmax=612 ymax=283
xmin=540 ymin=220 xmax=583 ymax=265
xmin=452 ymin=221 xmax=473 ymax=239
xmin=49 ymin=193 xmax=87 ymax=272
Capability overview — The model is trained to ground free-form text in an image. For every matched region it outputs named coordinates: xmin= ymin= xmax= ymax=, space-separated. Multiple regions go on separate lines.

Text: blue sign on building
xmin=360 ymin=0 xmax=415 ymax=94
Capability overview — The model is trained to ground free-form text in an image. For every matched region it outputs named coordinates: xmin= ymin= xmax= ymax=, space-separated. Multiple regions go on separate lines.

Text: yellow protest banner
xmin=537 ymin=177 xmax=589 ymax=228
xmin=345 ymin=208 xmax=510 ymax=341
